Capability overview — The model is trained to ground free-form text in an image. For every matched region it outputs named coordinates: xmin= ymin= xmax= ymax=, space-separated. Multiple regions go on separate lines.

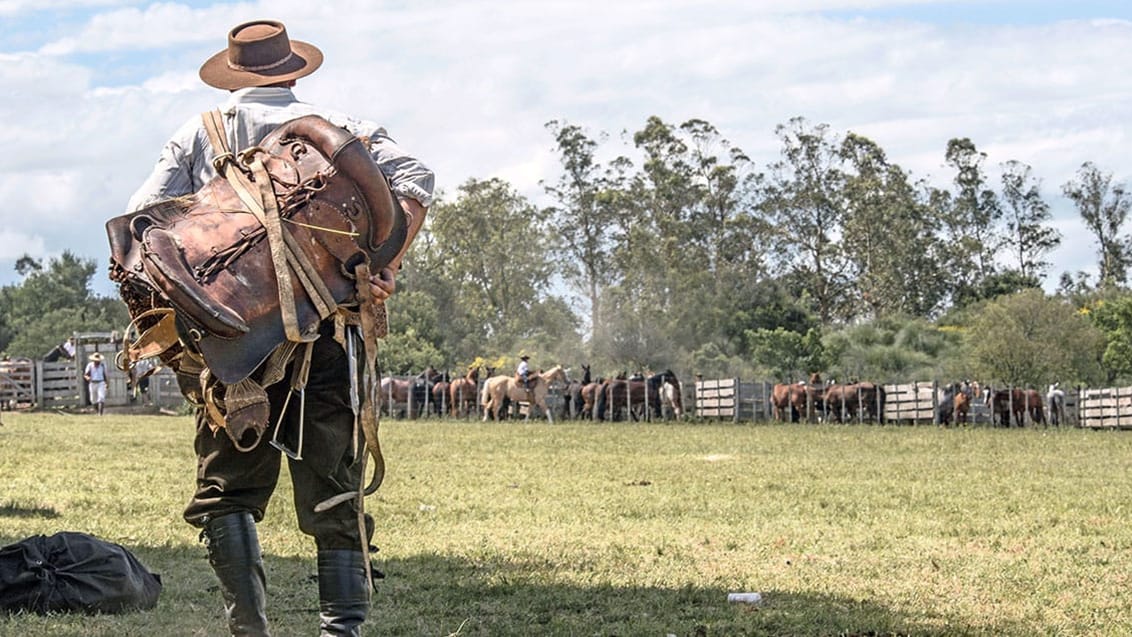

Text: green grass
xmin=1 ymin=412 xmax=1131 ymax=636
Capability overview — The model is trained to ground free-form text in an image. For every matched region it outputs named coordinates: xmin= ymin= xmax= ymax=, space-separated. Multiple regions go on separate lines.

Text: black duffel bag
xmin=0 ymin=532 xmax=162 ymax=614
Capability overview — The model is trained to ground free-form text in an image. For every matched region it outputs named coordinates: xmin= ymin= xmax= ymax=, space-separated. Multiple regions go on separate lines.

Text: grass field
xmin=1 ymin=411 xmax=1130 ymax=636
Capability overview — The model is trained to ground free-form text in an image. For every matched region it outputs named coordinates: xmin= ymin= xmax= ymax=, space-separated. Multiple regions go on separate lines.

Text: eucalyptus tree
xmin=763 ymin=117 xmax=850 ymax=324
xmin=839 ymin=132 xmax=946 ymax=319
xmin=940 ymin=138 xmax=1004 ymax=306
xmin=413 ymin=178 xmax=577 ymax=359
xmin=999 ymin=160 xmax=1060 ymax=281
xmin=1062 ymin=162 xmax=1132 ymax=289
xmin=542 ymin=120 xmax=626 ymax=348
xmin=606 ymin=116 xmax=767 ymax=367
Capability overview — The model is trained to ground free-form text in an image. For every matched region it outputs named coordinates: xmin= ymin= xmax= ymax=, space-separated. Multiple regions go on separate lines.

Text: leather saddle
xmin=107 ymin=114 xmax=406 ymax=385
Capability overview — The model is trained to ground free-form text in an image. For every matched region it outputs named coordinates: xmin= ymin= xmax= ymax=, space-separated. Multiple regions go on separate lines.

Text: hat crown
xmin=227 ymin=20 xmax=293 ymax=72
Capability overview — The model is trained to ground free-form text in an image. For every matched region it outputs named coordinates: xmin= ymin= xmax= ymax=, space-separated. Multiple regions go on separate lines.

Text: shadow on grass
xmin=0 ymin=536 xmax=1027 ymax=637
xmin=0 ymin=502 xmax=60 ymax=519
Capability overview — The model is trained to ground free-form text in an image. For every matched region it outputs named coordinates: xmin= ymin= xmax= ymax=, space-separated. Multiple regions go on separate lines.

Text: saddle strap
xmin=201 ymin=110 xmax=337 ymax=341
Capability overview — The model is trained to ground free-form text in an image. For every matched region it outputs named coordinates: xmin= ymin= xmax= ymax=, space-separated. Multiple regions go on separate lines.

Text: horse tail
xmin=595 ymin=384 xmax=607 ymax=421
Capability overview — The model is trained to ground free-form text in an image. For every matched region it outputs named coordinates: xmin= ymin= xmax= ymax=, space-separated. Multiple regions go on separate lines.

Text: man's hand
xmin=368 ymin=267 xmax=396 ymax=302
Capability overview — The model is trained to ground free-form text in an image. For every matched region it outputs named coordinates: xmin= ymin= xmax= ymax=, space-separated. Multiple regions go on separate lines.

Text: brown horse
xmin=380 ymin=367 xmax=443 ymax=418
xmin=824 ymin=381 xmax=885 ymax=424
xmin=481 ymin=365 xmax=568 ymax=422
xmin=560 ymin=364 xmax=591 ymax=419
xmin=448 ymin=366 xmax=480 ymax=418
xmin=771 ymin=382 xmax=823 ymax=422
xmin=1022 ymin=388 xmax=1045 ymax=425
xmin=593 ymin=371 xmax=678 ymax=421
xmin=985 ymin=386 xmax=1026 ymax=427
xmin=579 ymin=379 xmax=603 ymax=420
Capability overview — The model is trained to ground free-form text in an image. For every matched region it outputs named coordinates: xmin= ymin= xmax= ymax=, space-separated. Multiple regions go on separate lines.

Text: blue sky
xmin=1 ymin=0 xmax=1130 ymax=299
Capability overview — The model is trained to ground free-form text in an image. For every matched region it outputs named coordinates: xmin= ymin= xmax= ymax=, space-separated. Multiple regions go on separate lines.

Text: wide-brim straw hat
xmin=199 ymin=20 xmax=323 ymax=90
xmin=89 ymin=353 xmax=103 ymax=362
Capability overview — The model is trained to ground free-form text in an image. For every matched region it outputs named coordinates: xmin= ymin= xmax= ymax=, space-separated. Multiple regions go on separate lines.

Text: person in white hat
xmin=124 ymin=19 xmax=434 ymax=637
xmin=83 ymin=352 xmax=107 ymax=416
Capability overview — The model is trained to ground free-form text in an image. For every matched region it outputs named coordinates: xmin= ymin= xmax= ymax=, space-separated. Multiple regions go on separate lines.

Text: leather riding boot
xmin=317 ymin=549 xmax=370 ymax=636
xmin=202 ymin=512 xmax=271 ymax=637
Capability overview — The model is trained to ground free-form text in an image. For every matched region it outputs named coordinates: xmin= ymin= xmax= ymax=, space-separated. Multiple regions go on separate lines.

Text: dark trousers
xmin=184 ymin=332 xmax=369 ymax=550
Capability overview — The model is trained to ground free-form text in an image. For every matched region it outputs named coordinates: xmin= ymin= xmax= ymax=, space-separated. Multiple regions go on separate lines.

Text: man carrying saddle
xmin=119 ymin=20 xmax=433 ymax=636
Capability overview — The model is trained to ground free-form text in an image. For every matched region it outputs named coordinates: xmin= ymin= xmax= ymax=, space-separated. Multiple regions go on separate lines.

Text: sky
xmin=1 ymin=0 xmax=1130 ymax=299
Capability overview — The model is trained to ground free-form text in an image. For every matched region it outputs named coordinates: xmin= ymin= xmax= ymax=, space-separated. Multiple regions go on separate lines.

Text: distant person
xmin=83 ymin=353 xmax=107 ymax=416
xmin=516 ymin=354 xmax=532 ymax=391
xmin=62 ymin=337 xmax=76 ymax=360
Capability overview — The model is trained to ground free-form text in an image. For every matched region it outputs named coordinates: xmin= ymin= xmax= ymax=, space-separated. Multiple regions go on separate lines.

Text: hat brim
xmin=199 ymin=39 xmax=323 ymax=90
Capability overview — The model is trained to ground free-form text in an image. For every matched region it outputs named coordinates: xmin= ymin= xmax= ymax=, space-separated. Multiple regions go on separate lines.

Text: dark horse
xmin=937 ymin=381 xmax=981 ymax=426
xmin=824 ymin=381 xmax=886 ymax=424
xmin=594 ymin=370 xmax=679 ymax=422
xmin=984 ymin=385 xmax=1025 ymax=427
xmin=560 ymin=364 xmax=591 ymax=420
xmin=380 ymin=367 xmax=443 ymax=418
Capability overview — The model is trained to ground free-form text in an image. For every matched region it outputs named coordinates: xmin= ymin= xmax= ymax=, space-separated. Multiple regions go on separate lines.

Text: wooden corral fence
xmin=0 ymin=331 xmax=185 ymax=412
xmin=691 ymin=377 xmax=1090 ymax=427
xmin=1078 ymin=386 xmax=1132 ymax=429
xmin=694 ymin=379 xmax=774 ymax=421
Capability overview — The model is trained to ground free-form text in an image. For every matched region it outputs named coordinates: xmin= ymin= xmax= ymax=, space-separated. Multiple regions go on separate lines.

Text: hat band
xmin=228 ymin=51 xmax=293 ymax=72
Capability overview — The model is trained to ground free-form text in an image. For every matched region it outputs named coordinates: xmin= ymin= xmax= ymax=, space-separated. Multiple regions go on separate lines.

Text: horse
xmin=1047 ymin=383 xmax=1066 ymax=426
xmin=43 ymin=340 xmax=75 ymax=363
xmin=560 ymin=364 xmax=591 ymax=420
xmin=824 ymin=381 xmax=885 ymax=424
xmin=579 ymin=378 xmax=604 ymax=420
xmin=430 ymin=370 xmax=451 ymax=416
xmin=381 ymin=367 xmax=443 ymax=418
xmin=659 ymin=371 xmax=684 ymax=419
xmin=594 ymin=370 xmax=676 ymax=422
xmin=481 ymin=365 xmax=568 ymax=422
xmin=984 ymin=386 xmax=1026 ymax=427
xmin=1022 ymin=388 xmax=1045 ymax=426
xmin=448 ymin=366 xmax=481 ymax=418
xmin=770 ymin=373 xmax=824 ymax=423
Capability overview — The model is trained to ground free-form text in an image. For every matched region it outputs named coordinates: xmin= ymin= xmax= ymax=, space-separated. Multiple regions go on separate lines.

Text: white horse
xmin=660 ymin=374 xmax=684 ymax=419
xmin=1047 ymin=382 xmax=1067 ymax=426
xmin=481 ymin=365 xmax=568 ymax=422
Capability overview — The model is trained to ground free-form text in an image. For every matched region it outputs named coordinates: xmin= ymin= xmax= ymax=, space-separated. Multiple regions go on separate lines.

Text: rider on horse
xmin=517 ymin=354 xmax=533 ymax=392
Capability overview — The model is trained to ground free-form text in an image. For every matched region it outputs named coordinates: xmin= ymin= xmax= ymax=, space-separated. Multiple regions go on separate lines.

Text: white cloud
xmin=1 ymin=0 xmax=1130 ymax=296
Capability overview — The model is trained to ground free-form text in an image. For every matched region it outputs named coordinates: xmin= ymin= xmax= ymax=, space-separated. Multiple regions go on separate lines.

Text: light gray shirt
xmin=126 ymin=87 xmax=435 ymax=212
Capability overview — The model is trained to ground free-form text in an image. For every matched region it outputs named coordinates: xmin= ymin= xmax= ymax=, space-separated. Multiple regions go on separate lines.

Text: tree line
xmin=2 ymin=115 xmax=1130 ymax=389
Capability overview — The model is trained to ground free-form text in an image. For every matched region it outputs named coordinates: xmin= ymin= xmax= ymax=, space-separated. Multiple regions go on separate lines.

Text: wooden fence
xmin=1078 ymin=386 xmax=1132 ymax=429
xmin=0 ymin=356 xmax=183 ymax=411
xmin=689 ymin=378 xmax=1095 ymax=427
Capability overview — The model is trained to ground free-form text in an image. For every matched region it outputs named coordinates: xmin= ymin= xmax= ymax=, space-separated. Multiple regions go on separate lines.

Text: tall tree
xmin=542 ymin=121 xmax=625 ymax=347
xmin=1062 ymin=162 xmax=1132 ymax=288
xmin=763 ymin=117 xmax=849 ymax=323
xmin=412 ymin=178 xmax=578 ymax=361
xmin=839 ymin=132 xmax=946 ymax=319
xmin=999 ymin=160 xmax=1060 ymax=281
xmin=602 ymin=116 xmax=766 ymax=370
xmin=941 ymin=138 xmax=1003 ymax=306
